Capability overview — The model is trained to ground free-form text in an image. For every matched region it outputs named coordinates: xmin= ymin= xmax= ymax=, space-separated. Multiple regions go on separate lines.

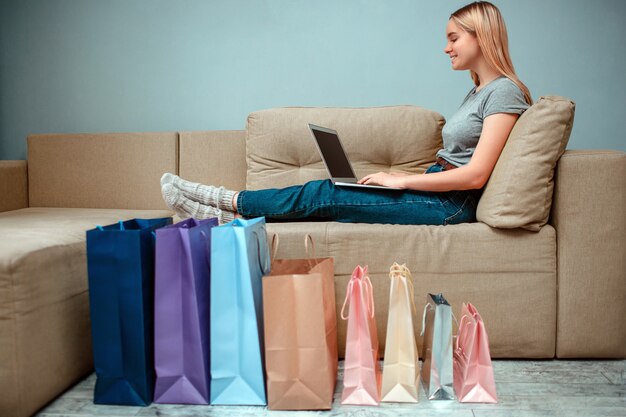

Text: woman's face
xmin=444 ymin=19 xmax=481 ymax=71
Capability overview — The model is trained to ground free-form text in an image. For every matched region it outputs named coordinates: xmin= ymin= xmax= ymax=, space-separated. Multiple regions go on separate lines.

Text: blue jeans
xmin=237 ymin=163 xmax=484 ymax=225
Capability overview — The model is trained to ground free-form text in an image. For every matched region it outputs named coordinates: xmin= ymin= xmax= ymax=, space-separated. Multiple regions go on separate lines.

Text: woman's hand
xmin=358 ymin=172 xmax=408 ymax=188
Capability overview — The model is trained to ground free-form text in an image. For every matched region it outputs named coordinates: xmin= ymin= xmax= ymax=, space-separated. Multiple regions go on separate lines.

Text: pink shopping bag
xmin=340 ymin=265 xmax=381 ymax=406
xmin=453 ymin=302 xmax=498 ymax=403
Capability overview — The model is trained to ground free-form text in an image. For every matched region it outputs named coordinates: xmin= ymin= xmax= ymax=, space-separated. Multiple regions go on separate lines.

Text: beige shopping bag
xmin=381 ymin=263 xmax=420 ymax=403
xmin=262 ymin=234 xmax=338 ymax=410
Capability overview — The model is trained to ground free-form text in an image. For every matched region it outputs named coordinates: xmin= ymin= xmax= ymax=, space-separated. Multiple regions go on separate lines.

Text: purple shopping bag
xmin=153 ymin=217 xmax=218 ymax=404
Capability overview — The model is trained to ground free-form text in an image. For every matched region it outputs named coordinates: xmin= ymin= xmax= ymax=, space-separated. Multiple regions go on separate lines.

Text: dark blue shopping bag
xmin=86 ymin=217 xmax=172 ymax=406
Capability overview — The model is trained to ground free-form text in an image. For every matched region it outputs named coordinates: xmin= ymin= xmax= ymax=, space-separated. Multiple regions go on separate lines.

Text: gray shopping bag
xmin=420 ymin=293 xmax=456 ymax=400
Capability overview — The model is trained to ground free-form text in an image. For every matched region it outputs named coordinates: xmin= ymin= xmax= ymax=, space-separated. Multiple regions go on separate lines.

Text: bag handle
xmin=340 ymin=265 xmax=375 ymax=320
xmin=304 ymin=233 xmax=316 ymax=257
xmin=363 ymin=268 xmax=375 ymax=318
xmin=389 ymin=263 xmax=417 ymax=316
xmin=420 ymin=295 xmax=459 ymax=337
xmin=269 ymin=233 xmax=317 ymax=269
xmin=452 ymin=310 xmax=459 ymax=331
xmin=455 ymin=314 xmax=473 ymax=351
xmin=466 ymin=302 xmax=482 ymax=322
xmin=340 ymin=279 xmax=354 ymax=320
xmin=270 ymin=233 xmax=279 ymax=263
xmin=253 ymin=227 xmax=270 ymax=275
xmin=420 ymin=302 xmax=433 ymax=336
xmin=96 ymin=220 xmax=125 ymax=232
xmin=304 ymin=234 xmax=316 ymax=270
xmin=199 ymin=230 xmax=212 ymax=270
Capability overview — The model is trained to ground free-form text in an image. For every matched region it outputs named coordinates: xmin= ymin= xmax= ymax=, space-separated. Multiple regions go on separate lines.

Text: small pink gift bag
xmin=453 ymin=302 xmax=498 ymax=403
xmin=340 ymin=265 xmax=381 ymax=406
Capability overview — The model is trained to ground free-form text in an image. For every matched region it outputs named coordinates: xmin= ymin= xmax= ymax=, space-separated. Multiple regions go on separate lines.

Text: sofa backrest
xmin=179 ymin=130 xmax=247 ymax=192
xmin=28 ymin=132 xmax=177 ymax=209
xmin=246 ymin=98 xmax=576 ymax=232
xmin=245 ymin=105 xmax=444 ymax=190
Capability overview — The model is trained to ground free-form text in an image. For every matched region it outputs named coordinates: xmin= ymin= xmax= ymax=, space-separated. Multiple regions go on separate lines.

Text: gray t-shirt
xmin=436 ymin=76 xmax=529 ymax=167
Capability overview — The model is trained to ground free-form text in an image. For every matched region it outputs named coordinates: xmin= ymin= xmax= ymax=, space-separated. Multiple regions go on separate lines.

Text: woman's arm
xmin=359 ymin=112 xmax=520 ymax=191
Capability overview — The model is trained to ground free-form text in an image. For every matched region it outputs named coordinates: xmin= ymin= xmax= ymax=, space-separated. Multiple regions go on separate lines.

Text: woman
xmin=161 ymin=1 xmax=532 ymax=226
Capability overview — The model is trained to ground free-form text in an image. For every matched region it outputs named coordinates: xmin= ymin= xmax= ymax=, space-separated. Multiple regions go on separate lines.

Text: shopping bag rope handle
xmin=420 ymin=297 xmax=461 ymax=337
xmin=340 ymin=266 xmax=375 ymax=320
xmin=420 ymin=303 xmax=433 ymax=336
xmin=340 ymin=280 xmax=353 ymax=320
xmin=453 ymin=305 xmax=474 ymax=335
xmin=452 ymin=310 xmax=459 ymax=331
xmin=199 ymin=230 xmax=211 ymax=269
xmin=363 ymin=270 xmax=375 ymax=318
xmin=269 ymin=233 xmax=317 ymax=269
xmin=455 ymin=314 xmax=474 ymax=351
xmin=270 ymin=233 xmax=279 ymax=263
xmin=304 ymin=234 xmax=317 ymax=269
xmin=253 ymin=228 xmax=270 ymax=275
xmin=96 ymin=220 xmax=125 ymax=232
xmin=389 ymin=263 xmax=417 ymax=316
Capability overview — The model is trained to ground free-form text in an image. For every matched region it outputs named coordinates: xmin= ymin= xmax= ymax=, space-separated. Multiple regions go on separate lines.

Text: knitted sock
xmin=160 ymin=173 xmax=236 ymax=211
xmin=161 ymin=184 xmax=235 ymax=224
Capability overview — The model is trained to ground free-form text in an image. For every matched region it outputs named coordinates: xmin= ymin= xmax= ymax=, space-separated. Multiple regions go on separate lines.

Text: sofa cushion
xmin=245 ymin=105 xmax=444 ymax=190
xmin=27 ymin=132 xmax=177 ymax=210
xmin=179 ymin=130 xmax=247 ymax=192
xmin=265 ymin=221 xmax=557 ymax=359
xmin=476 ymin=96 xmax=576 ymax=232
xmin=0 ymin=208 xmax=172 ymax=417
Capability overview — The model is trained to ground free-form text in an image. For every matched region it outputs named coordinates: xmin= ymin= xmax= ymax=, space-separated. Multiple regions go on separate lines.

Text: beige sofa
xmin=1 ymin=97 xmax=624 ymax=417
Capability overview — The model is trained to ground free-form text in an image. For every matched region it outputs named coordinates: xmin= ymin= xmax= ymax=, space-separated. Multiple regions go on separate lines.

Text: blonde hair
xmin=451 ymin=1 xmax=533 ymax=105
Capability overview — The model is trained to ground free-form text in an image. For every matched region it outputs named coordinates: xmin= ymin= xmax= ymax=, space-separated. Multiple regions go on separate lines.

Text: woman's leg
xmin=162 ymin=164 xmax=483 ymax=226
xmin=161 ymin=173 xmax=236 ymax=211
xmin=161 ymin=182 xmax=237 ymax=223
xmin=236 ymin=165 xmax=482 ymax=226
xmin=236 ymin=180 xmax=474 ymax=225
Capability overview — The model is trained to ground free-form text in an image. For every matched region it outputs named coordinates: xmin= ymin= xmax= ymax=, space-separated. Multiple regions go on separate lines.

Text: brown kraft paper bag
xmin=262 ymin=234 xmax=338 ymax=410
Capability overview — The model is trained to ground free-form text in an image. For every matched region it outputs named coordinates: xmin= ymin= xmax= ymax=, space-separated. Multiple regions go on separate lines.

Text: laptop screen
xmin=310 ymin=127 xmax=355 ymax=178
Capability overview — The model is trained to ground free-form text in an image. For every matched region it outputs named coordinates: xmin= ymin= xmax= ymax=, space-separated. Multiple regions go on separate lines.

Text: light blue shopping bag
xmin=210 ymin=217 xmax=271 ymax=405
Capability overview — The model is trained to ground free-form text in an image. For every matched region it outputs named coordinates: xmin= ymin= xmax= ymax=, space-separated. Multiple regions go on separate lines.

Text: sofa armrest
xmin=549 ymin=150 xmax=626 ymax=358
xmin=0 ymin=161 xmax=28 ymax=212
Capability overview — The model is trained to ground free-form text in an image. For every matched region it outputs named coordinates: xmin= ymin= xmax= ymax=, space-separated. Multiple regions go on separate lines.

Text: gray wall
xmin=1 ymin=0 xmax=625 ymax=160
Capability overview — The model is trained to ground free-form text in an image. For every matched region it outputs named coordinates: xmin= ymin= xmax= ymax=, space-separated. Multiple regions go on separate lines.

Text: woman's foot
xmin=160 ymin=173 xmax=236 ymax=211
xmin=161 ymin=184 xmax=235 ymax=224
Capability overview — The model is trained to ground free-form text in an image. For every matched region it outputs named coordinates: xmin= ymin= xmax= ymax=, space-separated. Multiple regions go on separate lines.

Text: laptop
xmin=308 ymin=123 xmax=403 ymax=191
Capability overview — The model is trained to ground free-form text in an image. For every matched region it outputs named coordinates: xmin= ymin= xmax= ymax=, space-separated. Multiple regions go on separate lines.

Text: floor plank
xmin=35 ymin=360 xmax=626 ymax=417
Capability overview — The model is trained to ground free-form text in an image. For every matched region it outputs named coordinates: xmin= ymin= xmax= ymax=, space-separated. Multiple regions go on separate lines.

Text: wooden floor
xmin=36 ymin=360 xmax=626 ymax=417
